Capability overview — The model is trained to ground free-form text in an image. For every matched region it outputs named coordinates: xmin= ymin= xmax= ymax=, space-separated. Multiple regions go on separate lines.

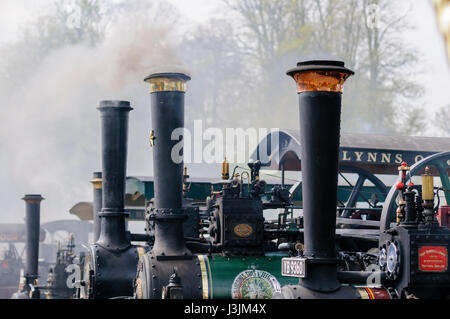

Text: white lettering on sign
xmin=415 ymin=155 xmax=424 ymax=163
xmin=355 ymin=152 xmax=364 ymax=162
xmin=381 ymin=153 xmax=391 ymax=163
xmin=281 ymin=258 xmax=306 ymax=278
xmin=367 ymin=152 xmax=378 ymax=162
xmin=342 ymin=151 xmax=350 ymax=161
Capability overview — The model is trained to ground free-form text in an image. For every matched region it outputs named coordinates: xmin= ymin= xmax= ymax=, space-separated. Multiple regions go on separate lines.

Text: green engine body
xmin=198 ymin=252 xmax=298 ymax=299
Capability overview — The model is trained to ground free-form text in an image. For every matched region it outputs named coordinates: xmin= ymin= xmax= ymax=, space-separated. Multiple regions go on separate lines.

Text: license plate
xmin=282 ymin=257 xmax=306 ymax=278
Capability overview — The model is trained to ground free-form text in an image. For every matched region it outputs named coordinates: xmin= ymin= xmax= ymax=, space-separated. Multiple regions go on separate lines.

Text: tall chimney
xmin=287 ymin=61 xmax=354 ymax=292
xmin=144 ymin=73 xmax=191 ymax=256
xmin=84 ymin=100 xmax=143 ymax=299
xmin=90 ymin=172 xmax=102 ymax=243
xmin=97 ymin=101 xmax=132 ymax=250
xmin=22 ymin=195 xmax=44 ymax=289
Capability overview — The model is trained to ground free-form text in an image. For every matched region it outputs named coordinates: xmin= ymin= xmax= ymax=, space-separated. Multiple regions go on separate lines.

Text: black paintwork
xmin=136 ymin=73 xmax=203 ymax=299
xmin=92 ymin=172 xmax=102 ymax=243
xmin=23 ymin=195 xmax=44 ymax=285
xmin=86 ymin=101 xmax=142 ymax=299
xmin=281 ymin=60 xmax=360 ymax=298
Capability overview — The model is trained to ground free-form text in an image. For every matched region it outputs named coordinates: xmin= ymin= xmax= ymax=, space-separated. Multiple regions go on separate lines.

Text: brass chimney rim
xmin=144 ymin=72 xmax=191 ymax=93
xmin=287 ymin=60 xmax=354 ymax=93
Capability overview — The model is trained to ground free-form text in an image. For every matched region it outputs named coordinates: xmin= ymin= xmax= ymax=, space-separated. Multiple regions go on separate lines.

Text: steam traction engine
xmin=81 ymin=101 xmax=147 ymax=299
xmin=24 ymin=59 xmax=446 ymax=300
xmin=278 ymin=60 xmax=450 ymax=299
xmin=133 ymin=63 xmax=450 ymax=299
xmin=45 ymin=234 xmax=79 ymax=299
xmin=134 ymin=72 xmax=299 ymax=299
xmin=15 ymin=60 xmax=447 ymax=300
xmin=377 ymin=162 xmax=450 ymax=298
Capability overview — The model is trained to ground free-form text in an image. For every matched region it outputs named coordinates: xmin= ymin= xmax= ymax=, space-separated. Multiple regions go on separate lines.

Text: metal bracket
xmin=149 ymin=130 xmax=156 ymax=147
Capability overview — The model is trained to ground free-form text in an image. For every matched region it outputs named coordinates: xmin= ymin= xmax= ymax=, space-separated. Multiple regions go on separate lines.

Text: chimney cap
xmin=22 ymin=194 xmax=44 ymax=202
xmin=287 ymin=60 xmax=354 ymax=77
xmin=99 ymin=100 xmax=132 ymax=108
xmin=144 ymin=73 xmax=191 ymax=93
xmin=144 ymin=72 xmax=191 ymax=82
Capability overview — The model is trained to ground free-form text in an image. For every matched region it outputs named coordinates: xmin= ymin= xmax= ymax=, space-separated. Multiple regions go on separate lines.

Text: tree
xmin=434 ymin=105 xmax=450 ymax=136
xmin=180 ymin=19 xmax=250 ymax=128
xmin=0 ymin=0 xmax=104 ymax=95
xmin=222 ymin=0 xmax=425 ymax=135
xmin=37 ymin=0 xmax=104 ymax=49
xmin=0 ymin=0 xmax=183 ymax=222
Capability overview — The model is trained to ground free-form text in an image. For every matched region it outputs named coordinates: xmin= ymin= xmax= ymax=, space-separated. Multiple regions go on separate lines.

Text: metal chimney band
xmin=145 ymin=73 xmax=191 ymax=93
xmin=287 ymin=60 xmax=354 ymax=93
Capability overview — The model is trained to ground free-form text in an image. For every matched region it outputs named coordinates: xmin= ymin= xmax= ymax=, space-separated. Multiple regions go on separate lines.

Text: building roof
xmin=251 ymin=130 xmax=450 ymax=174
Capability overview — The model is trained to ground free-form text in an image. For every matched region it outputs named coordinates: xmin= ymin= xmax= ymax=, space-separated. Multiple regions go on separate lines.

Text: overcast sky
xmin=0 ymin=0 xmax=448 ymax=122
xmin=407 ymin=0 xmax=449 ymax=135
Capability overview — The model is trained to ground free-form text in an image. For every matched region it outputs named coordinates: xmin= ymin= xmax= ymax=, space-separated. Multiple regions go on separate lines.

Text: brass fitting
xmin=90 ymin=177 xmax=102 ymax=190
xmin=144 ymin=73 xmax=191 ymax=93
xmin=421 ymin=166 xmax=434 ymax=201
xmin=222 ymin=157 xmax=230 ymax=180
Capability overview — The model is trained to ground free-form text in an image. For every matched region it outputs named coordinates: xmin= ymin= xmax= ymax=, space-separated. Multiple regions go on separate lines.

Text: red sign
xmin=419 ymin=246 xmax=448 ymax=272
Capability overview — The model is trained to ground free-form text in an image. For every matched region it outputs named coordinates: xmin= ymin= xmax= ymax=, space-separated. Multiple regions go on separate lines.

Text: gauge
xmin=386 ymin=242 xmax=400 ymax=276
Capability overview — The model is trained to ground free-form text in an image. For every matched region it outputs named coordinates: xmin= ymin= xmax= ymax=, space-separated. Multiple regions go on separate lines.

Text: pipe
xmin=287 ymin=60 xmax=354 ymax=293
xmin=144 ymin=72 xmax=191 ymax=257
xmin=404 ymin=191 xmax=417 ymax=224
xmin=90 ymin=172 xmax=102 ymax=243
xmin=96 ymin=100 xmax=133 ymax=250
xmin=22 ymin=195 xmax=44 ymax=287
xmin=84 ymin=100 xmax=143 ymax=299
xmin=134 ymin=72 xmax=204 ymax=299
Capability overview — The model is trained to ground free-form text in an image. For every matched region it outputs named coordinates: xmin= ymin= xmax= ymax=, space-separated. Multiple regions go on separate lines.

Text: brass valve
xmin=421 ymin=166 xmax=437 ymax=224
xmin=421 ymin=166 xmax=434 ymax=201
xmin=222 ymin=157 xmax=230 ymax=180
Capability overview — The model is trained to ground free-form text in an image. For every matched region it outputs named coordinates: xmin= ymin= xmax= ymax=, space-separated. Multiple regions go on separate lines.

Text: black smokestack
xmin=96 ymin=101 xmax=132 ymax=250
xmin=287 ymin=61 xmax=354 ymax=292
xmin=90 ymin=172 xmax=102 ymax=243
xmin=144 ymin=73 xmax=191 ymax=256
xmin=22 ymin=194 xmax=44 ymax=286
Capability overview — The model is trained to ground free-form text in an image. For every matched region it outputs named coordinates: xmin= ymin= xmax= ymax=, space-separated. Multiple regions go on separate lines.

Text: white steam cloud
xmin=0 ymin=12 xmax=182 ymax=224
